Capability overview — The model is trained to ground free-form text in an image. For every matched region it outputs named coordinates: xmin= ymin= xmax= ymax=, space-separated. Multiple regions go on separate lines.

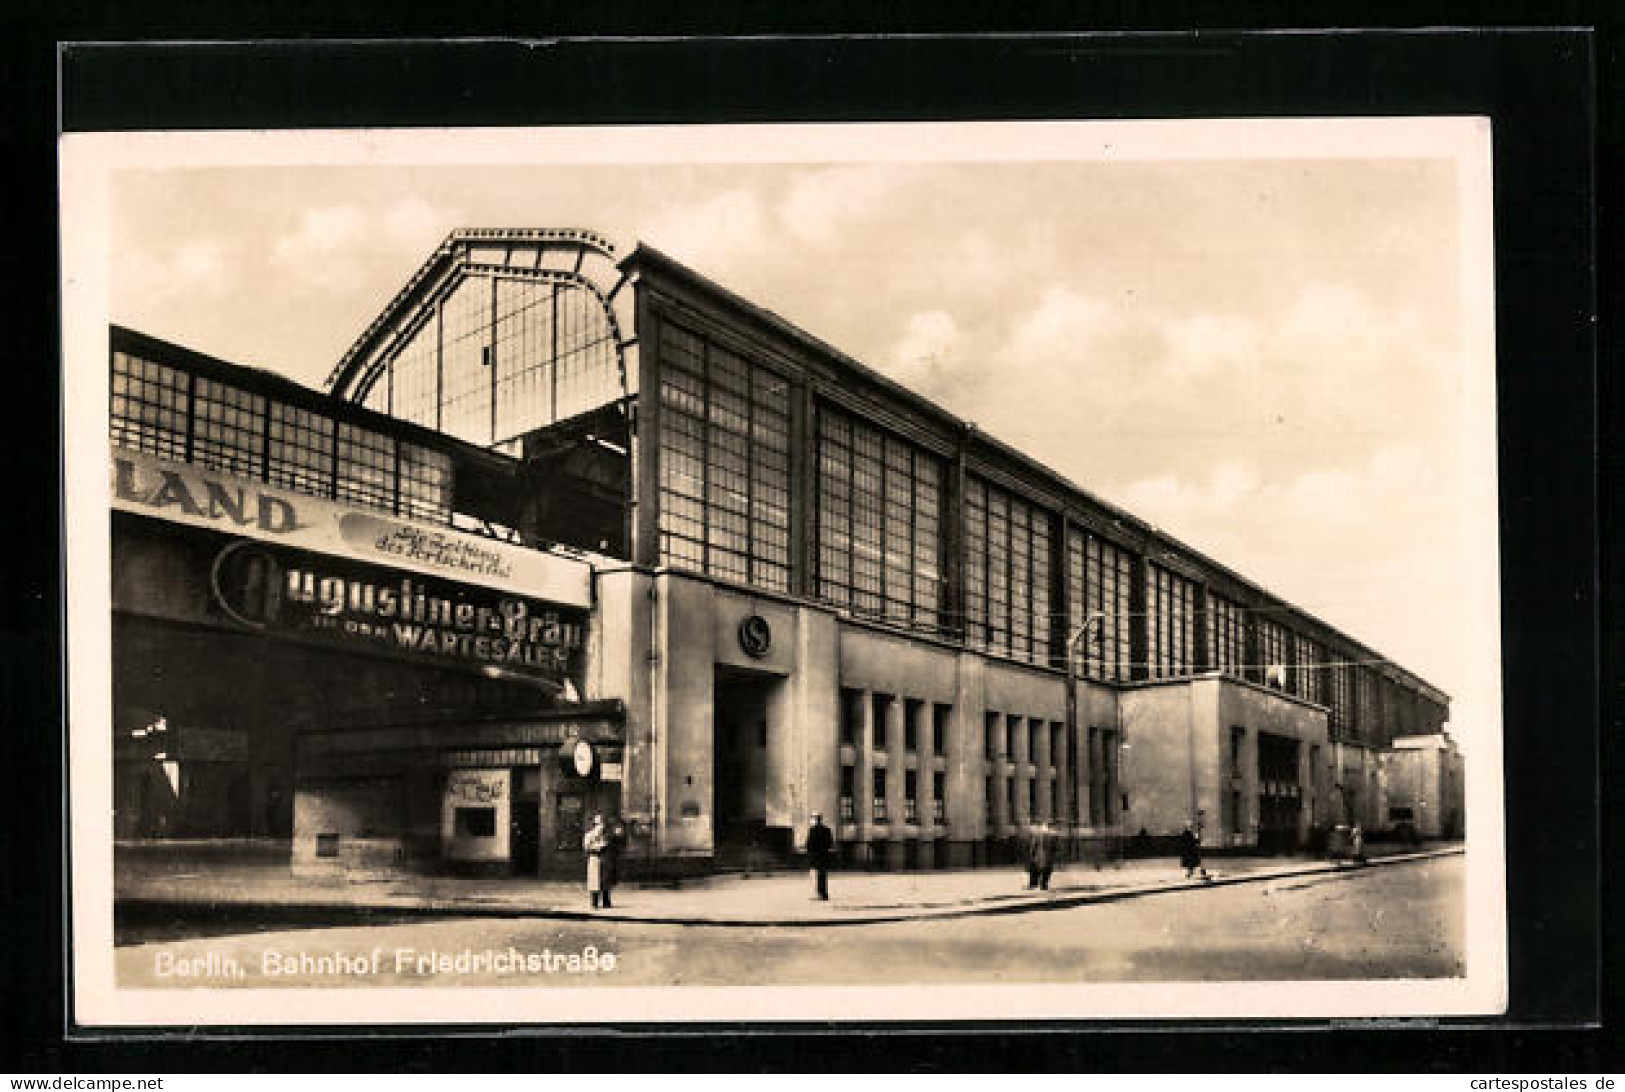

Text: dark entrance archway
xmin=712 ymin=666 xmax=789 ymax=871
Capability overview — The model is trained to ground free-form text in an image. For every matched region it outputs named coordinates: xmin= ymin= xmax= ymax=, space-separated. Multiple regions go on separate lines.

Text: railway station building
xmin=107 ymin=228 xmax=1452 ymax=879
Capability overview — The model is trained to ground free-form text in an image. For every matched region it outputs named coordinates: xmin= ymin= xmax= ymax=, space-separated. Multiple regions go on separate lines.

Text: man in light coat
xmin=583 ymin=814 xmax=611 ymax=909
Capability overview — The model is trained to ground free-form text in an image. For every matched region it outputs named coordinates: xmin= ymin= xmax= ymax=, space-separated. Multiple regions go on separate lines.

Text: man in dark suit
xmin=1024 ymin=822 xmax=1056 ymax=890
xmin=806 ymin=812 xmax=835 ymax=900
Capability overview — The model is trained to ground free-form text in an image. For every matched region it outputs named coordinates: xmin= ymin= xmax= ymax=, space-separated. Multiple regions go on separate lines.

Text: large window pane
xmin=657 ymin=320 xmax=792 ymax=592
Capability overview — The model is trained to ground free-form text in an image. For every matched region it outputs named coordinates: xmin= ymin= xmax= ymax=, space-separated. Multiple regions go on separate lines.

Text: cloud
xmin=881 ymin=310 xmax=961 ymax=397
xmin=271 ymin=205 xmax=365 ymax=265
xmin=641 ymin=188 xmax=769 ymax=274
xmin=1163 ymin=312 xmax=1261 ymax=377
xmin=116 ymin=237 xmax=238 ymax=303
xmin=779 ymin=166 xmax=905 ymax=247
xmin=382 ymin=197 xmax=448 ymax=248
xmin=268 ymin=199 xmax=463 ymax=293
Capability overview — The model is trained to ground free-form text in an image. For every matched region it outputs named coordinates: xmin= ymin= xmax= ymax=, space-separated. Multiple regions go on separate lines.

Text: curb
xmin=114 ymin=846 xmax=1464 ymax=930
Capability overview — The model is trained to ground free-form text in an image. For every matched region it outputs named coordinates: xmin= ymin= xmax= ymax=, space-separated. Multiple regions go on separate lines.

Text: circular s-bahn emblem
xmin=210 ymin=541 xmax=285 ymax=629
xmin=738 ymin=614 xmax=772 ymax=658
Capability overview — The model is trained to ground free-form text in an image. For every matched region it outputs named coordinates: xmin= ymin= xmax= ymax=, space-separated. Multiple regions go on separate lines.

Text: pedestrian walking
xmin=806 ymin=812 xmax=834 ymax=900
xmin=1178 ymin=824 xmax=1210 ymax=881
xmin=1024 ymin=822 xmax=1057 ymax=890
xmin=1350 ymin=823 xmax=1366 ymax=865
xmin=583 ymin=813 xmax=611 ymax=909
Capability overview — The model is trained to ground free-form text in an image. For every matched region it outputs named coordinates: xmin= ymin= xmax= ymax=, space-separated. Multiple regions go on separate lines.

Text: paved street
xmin=115 ymin=854 xmax=1462 ymax=988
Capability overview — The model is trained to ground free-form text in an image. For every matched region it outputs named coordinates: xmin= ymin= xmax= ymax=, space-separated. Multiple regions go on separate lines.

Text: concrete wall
xmin=1117 ymin=676 xmax=1330 ymax=847
xmin=1118 ymin=682 xmax=1204 ymax=837
xmin=440 ymin=768 xmax=512 ymax=863
xmin=789 ymin=607 xmax=840 ymax=847
xmin=1213 ymin=680 xmax=1329 ymax=847
xmin=588 ymin=568 xmax=655 ymax=836
xmin=1381 ymin=735 xmax=1465 ymax=838
xmin=1329 ymin=741 xmax=1383 ymax=830
xmin=641 ymin=571 xmax=843 ymax=862
xmin=654 ymin=572 xmax=716 ymax=857
xmin=292 ymin=775 xmax=406 ymax=873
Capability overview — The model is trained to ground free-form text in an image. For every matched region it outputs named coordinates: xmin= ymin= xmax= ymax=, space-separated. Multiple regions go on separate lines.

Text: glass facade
xmin=657 ymin=321 xmax=792 ymax=592
xmin=1257 ymin=617 xmax=1290 ymax=688
xmin=361 ymin=272 xmax=623 ymax=449
xmin=1066 ymin=529 xmax=1135 ymax=682
xmin=111 ymin=351 xmax=189 ymax=460
xmin=816 ymin=403 xmax=944 ymax=629
xmin=112 ymin=348 xmax=455 ymax=527
xmin=1329 ymin=662 xmax=1355 ymax=737
xmin=1293 ymin=632 xmax=1328 ymax=705
xmin=964 ymin=476 xmax=1053 ymax=665
xmin=1147 ymin=563 xmax=1198 ymax=679
xmin=1207 ymin=592 xmax=1247 ymax=677
xmin=1357 ymin=667 xmax=1381 ymax=742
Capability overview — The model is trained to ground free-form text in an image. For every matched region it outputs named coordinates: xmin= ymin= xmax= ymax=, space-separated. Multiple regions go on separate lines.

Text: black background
xmin=4 ymin=8 xmax=1612 ymax=1075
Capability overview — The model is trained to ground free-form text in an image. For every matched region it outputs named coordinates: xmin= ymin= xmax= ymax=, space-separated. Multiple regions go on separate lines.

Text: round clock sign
xmin=570 ymin=739 xmax=596 ymax=778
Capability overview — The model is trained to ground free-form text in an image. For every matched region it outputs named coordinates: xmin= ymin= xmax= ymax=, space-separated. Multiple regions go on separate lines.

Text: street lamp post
xmin=1065 ymin=611 xmax=1106 ymax=859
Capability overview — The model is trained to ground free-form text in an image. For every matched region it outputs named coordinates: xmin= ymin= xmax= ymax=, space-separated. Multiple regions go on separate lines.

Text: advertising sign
xmin=111 ymin=448 xmax=591 ymax=608
xmin=208 ymin=538 xmax=585 ymax=683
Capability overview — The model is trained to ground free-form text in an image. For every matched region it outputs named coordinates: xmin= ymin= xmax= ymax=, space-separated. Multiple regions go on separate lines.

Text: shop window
xmin=839 ymin=765 xmax=856 ymax=822
xmin=932 ymin=771 xmax=946 ymax=824
xmin=904 ymin=770 xmax=918 ymax=823
xmin=872 ymin=767 xmax=888 ymax=823
xmin=455 ymin=807 xmax=497 ymax=838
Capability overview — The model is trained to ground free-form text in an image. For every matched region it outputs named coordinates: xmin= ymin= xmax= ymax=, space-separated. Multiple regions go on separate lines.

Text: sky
xmin=100 ymin=127 xmax=1496 ymax=741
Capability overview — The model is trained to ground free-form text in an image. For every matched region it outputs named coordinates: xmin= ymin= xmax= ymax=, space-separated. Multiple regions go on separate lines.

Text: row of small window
xmin=982 ymin=773 xmax=1073 ymax=828
xmin=838 ymin=766 xmax=946 ymax=825
xmin=838 ymin=690 xmax=951 ymax=754
xmin=980 ymin=710 xmax=1070 ymax=769
xmin=112 ymin=352 xmax=453 ymax=521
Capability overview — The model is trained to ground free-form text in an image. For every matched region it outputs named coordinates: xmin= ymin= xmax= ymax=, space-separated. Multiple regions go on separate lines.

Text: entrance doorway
xmin=1256 ymin=732 xmax=1303 ymax=853
xmin=510 ymin=767 xmax=541 ymax=876
xmin=713 ymin=668 xmax=788 ymax=870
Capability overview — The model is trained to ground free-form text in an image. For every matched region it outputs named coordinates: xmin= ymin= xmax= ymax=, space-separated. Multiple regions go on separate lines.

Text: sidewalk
xmin=114 ymin=842 xmax=1464 ymax=927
